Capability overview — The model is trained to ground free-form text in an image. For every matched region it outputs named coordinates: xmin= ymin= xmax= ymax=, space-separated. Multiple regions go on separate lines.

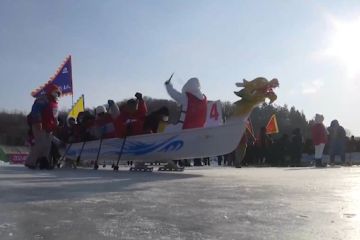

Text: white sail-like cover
xmin=66 ymin=117 xmax=246 ymax=164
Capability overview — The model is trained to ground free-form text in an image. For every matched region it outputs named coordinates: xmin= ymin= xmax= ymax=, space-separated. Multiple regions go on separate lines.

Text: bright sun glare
xmin=324 ymin=16 xmax=360 ymax=77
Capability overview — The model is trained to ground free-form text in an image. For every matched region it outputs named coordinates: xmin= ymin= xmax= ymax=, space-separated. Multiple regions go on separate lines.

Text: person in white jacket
xmin=165 ymin=76 xmax=207 ymax=130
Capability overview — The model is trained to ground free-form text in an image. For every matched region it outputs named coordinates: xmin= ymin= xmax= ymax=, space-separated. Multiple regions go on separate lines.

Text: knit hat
xmin=45 ymin=83 xmax=62 ymax=96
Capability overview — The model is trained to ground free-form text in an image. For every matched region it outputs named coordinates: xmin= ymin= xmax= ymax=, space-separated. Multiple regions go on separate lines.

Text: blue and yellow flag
xmin=31 ymin=55 xmax=73 ymax=98
xmin=68 ymin=95 xmax=85 ymax=119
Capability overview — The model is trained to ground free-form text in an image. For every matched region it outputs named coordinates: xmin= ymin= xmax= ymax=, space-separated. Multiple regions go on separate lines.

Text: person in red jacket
xmin=110 ymin=92 xmax=148 ymax=137
xmin=165 ymin=76 xmax=207 ymax=130
xmin=25 ymin=84 xmax=61 ymax=169
xmin=311 ymin=114 xmax=328 ymax=167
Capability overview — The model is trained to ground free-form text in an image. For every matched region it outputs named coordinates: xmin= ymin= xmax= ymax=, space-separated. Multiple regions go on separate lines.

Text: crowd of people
xmin=25 ymin=77 xmax=207 ymax=170
xmin=24 ymin=78 xmax=358 ymax=170
xmin=221 ymin=114 xmax=358 ymax=168
xmin=25 ymin=90 xmax=171 ymax=169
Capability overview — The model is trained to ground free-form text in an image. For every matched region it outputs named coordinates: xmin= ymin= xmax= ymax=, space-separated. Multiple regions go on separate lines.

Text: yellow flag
xmin=157 ymin=121 xmax=167 ymax=133
xmin=68 ymin=95 xmax=85 ymax=119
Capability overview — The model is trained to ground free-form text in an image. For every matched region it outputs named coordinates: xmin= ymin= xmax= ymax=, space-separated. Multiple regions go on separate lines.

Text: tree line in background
xmin=0 ymin=98 xmax=346 ymax=146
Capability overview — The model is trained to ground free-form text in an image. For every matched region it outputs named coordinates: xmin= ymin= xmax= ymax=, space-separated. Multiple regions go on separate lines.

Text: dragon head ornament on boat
xmin=233 ymin=77 xmax=279 ymax=118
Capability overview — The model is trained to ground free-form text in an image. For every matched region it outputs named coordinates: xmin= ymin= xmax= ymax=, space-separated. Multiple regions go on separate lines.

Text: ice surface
xmin=0 ymin=165 xmax=359 ymax=240
xmin=0 ymin=160 xmax=10 ymax=166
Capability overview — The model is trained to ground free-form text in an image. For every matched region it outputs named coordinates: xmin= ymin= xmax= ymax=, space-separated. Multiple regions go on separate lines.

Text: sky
xmin=0 ymin=0 xmax=360 ymax=135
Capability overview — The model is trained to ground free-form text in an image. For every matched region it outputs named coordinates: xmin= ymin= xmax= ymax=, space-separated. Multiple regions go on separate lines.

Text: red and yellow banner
xmin=266 ymin=114 xmax=279 ymax=134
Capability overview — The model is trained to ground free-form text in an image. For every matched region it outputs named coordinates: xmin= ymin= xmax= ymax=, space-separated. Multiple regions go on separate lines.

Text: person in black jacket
xmin=328 ymin=120 xmax=346 ymax=165
xmin=290 ymin=128 xmax=303 ymax=167
xmin=143 ymin=106 xmax=169 ymax=134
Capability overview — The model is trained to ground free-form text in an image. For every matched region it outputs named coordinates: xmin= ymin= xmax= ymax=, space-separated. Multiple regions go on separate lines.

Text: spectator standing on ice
xmin=276 ymin=134 xmax=291 ymax=166
xmin=25 ymin=84 xmax=62 ymax=169
xmin=256 ymin=126 xmax=272 ymax=165
xmin=346 ymin=135 xmax=357 ymax=165
xmin=164 ymin=76 xmax=207 ymax=129
xmin=242 ymin=136 xmax=256 ymax=166
xmin=234 ymin=128 xmax=254 ymax=168
xmin=311 ymin=114 xmax=328 ymax=167
xmin=290 ymin=128 xmax=303 ymax=167
xmin=328 ymin=119 xmax=346 ymax=165
xmin=217 ymin=155 xmax=223 ymax=166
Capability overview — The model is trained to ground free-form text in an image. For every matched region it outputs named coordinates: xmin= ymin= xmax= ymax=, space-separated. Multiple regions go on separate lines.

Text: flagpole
xmin=70 ymin=54 xmax=74 ymax=115
xmin=71 ymin=94 xmax=74 ymax=116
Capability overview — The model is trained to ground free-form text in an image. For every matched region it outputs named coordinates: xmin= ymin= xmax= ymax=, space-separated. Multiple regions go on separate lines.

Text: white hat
xmin=96 ymin=105 xmax=106 ymax=115
xmin=181 ymin=77 xmax=204 ymax=100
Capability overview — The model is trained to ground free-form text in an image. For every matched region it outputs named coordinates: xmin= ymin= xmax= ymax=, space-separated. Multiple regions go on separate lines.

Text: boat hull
xmin=66 ymin=118 xmax=246 ymax=164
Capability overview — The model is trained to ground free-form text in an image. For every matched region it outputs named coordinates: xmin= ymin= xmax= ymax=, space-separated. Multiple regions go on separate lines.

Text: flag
xmin=266 ymin=114 xmax=279 ymax=134
xmin=245 ymin=118 xmax=255 ymax=140
xmin=31 ymin=55 xmax=73 ymax=98
xmin=68 ymin=95 xmax=85 ymax=119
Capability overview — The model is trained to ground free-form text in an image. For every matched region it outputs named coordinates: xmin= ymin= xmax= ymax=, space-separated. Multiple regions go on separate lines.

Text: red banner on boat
xmin=31 ymin=55 xmax=73 ymax=98
xmin=9 ymin=154 xmax=28 ymax=164
xmin=245 ymin=119 xmax=255 ymax=140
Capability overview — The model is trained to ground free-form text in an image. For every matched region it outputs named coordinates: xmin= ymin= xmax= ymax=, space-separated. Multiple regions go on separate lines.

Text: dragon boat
xmin=65 ymin=77 xmax=279 ymax=166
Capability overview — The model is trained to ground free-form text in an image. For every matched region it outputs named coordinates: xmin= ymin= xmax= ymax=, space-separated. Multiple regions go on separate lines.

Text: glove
xmin=108 ymin=99 xmax=115 ymax=106
xmin=135 ymin=92 xmax=142 ymax=100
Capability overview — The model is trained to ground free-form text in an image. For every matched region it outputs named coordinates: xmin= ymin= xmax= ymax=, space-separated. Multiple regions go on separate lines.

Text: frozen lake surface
xmin=0 ymin=165 xmax=359 ymax=240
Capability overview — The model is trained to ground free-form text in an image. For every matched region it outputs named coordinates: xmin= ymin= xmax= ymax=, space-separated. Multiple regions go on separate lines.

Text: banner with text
xmin=31 ymin=55 xmax=73 ymax=98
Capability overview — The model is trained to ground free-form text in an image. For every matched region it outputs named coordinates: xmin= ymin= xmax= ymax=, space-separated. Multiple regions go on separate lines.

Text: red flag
xmin=31 ymin=55 xmax=73 ymax=98
xmin=245 ymin=119 xmax=255 ymax=140
xmin=266 ymin=114 xmax=279 ymax=134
